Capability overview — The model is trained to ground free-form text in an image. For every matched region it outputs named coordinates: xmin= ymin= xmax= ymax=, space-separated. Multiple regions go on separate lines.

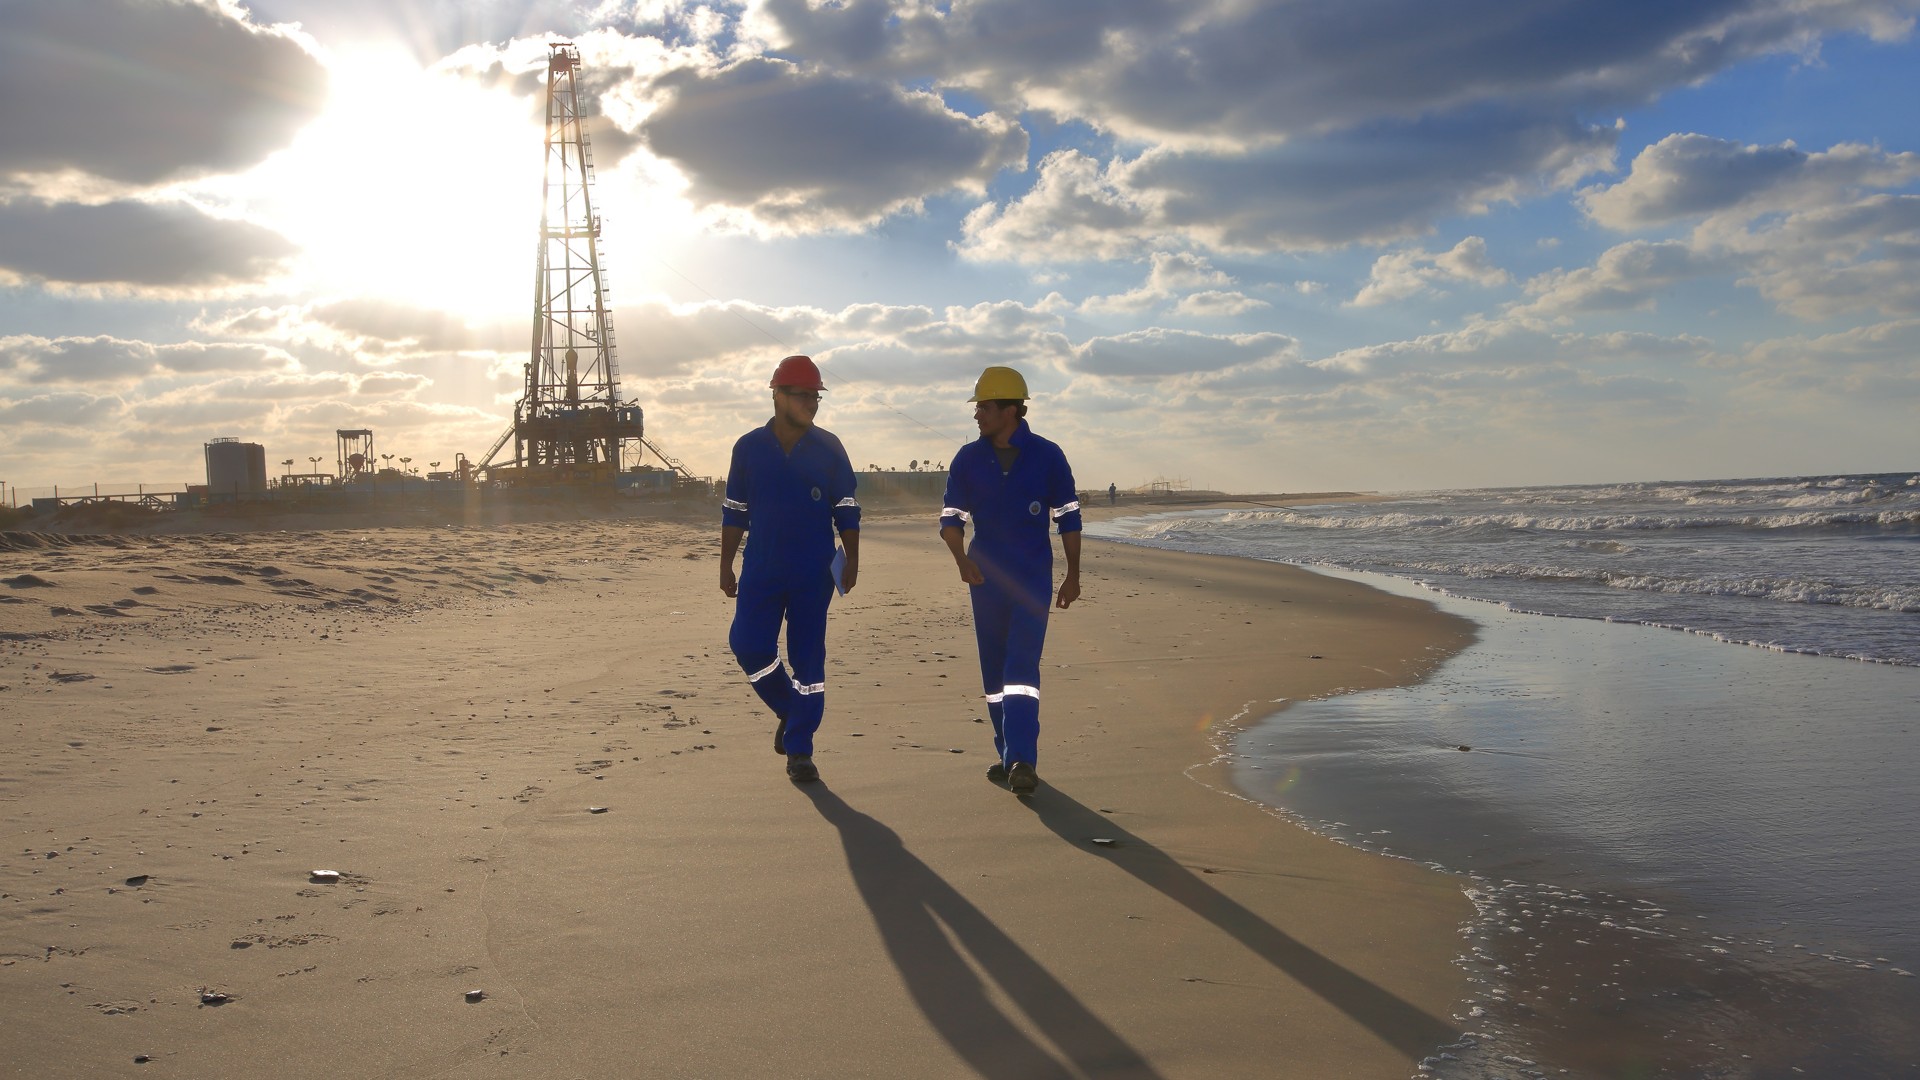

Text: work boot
xmin=1006 ymin=761 xmax=1037 ymax=796
xmin=985 ymin=761 xmax=1009 ymax=785
xmin=773 ymin=715 xmax=788 ymax=755
xmin=786 ymin=754 xmax=818 ymax=783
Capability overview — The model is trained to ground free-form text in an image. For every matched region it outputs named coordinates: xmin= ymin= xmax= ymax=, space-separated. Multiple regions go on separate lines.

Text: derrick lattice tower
xmin=491 ymin=41 xmax=643 ymax=482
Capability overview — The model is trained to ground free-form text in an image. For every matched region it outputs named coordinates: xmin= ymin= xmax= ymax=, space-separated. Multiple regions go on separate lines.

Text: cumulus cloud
xmin=1708 ymin=192 xmax=1920 ymax=319
xmin=642 ymin=56 xmax=1028 ymax=230
xmin=1511 ymin=240 xmax=1724 ymax=321
xmin=0 ymin=334 xmax=296 ymax=385
xmin=1351 ymin=237 xmax=1511 ymax=307
xmin=1581 ymin=134 xmax=1920 ymax=228
xmin=306 ymin=299 xmax=522 ymax=353
xmin=0 ymin=0 xmax=326 ymax=186
xmin=1066 ymin=328 xmax=1301 ymax=380
xmin=1080 ymin=252 xmax=1264 ymax=315
xmin=0 ymin=198 xmax=297 ymax=289
xmin=1560 ymin=135 xmax=1920 ymax=321
xmin=962 ymin=114 xmax=1617 ymax=259
xmin=1174 ymin=291 xmax=1271 ymax=317
xmin=1733 ymin=318 xmax=1920 ymax=397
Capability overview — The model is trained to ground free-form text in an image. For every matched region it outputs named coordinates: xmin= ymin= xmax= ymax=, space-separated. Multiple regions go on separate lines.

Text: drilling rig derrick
xmin=486 ymin=41 xmax=644 ymax=486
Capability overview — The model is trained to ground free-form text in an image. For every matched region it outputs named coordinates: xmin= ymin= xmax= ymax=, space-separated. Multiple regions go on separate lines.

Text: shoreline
xmin=3 ymin=516 xmax=1476 ymax=1078
xmin=1151 ymin=556 xmax=1920 ymax=1078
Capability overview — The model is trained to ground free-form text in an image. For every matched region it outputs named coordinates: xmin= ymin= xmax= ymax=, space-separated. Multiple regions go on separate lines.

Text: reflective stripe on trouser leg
xmin=731 ymin=585 xmax=794 ymax=722
xmin=983 ymin=695 xmax=1007 ymax=766
xmin=971 ymin=579 xmax=1049 ymax=767
xmin=776 ymin=577 xmax=834 ymax=757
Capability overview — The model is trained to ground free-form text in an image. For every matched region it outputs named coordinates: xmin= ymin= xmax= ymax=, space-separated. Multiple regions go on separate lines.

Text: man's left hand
xmin=1056 ymin=574 xmax=1079 ymax=609
xmin=840 ymin=557 xmax=858 ymax=594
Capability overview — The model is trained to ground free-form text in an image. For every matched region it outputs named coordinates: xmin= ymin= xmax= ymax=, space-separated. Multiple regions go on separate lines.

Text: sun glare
xmin=259 ymin=47 xmax=544 ymax=321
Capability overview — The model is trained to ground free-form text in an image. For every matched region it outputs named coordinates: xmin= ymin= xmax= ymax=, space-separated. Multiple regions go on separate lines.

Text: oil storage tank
xmin=204 ymin=437 xmax=268 ymax=499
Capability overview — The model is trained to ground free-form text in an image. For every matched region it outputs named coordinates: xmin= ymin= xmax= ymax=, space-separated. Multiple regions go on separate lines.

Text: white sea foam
xmin=1096 ymin=471 xmax=1920 ymax=665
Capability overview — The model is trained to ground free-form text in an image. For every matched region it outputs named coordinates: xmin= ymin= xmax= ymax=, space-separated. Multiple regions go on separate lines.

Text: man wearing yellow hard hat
xmin=939 ymin=365 xmax=1082 ymax=795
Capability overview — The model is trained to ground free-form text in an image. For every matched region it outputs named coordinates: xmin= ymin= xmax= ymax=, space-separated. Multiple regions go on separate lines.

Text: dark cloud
xmin=753 ymin=0 xmax=1180 ymax=77
xmin=644 ymin=57 xmax=1027 ymax=227
xmin=964 ymin=112 xmax=1616 ymax=258
xmin=0 ymin=197 xmax=298 ymax=287
xmin=0 ymin=0 xmax=327 ymax=185
xmin=753 ymin=0 xmax=1905 ymax=143
xmin=1141 ymin=112 xmax=1618 ymax=247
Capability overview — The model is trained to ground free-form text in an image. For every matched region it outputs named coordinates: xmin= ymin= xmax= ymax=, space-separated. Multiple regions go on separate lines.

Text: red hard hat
xmin=769 ymin=354 xmax=825 ymax=391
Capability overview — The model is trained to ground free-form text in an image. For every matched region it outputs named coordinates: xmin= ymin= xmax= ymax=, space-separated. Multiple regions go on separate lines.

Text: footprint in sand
xmin=145 ymin=665 xmax=196 ymax=675
xmin=4 ymin=574 xmax=56 ymax=588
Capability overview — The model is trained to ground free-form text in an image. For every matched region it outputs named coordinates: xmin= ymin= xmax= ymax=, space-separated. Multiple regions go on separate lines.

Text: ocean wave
xmin=1398 ymin=474 xmax=1919 ymax=512
xmin=1597 ymin=572 xmax=1920 ymax=613
xmin=1305 ymin=556 xmax=1920 ymax=613
xmin=1146 ymin=507 xmax=1920 ymax=535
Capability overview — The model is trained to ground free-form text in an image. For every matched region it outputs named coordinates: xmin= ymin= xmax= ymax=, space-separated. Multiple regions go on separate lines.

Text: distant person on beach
xmin=1108 ymin=482 xmax=1117 ymax=506
xmin=719 ymin=354 xmax=860 ymax=783
xmin=940 ymin=365 xmax=1082 ymax=796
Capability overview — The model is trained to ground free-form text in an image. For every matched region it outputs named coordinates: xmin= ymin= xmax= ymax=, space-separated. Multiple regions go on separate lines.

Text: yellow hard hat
xmin=968 ymin=365 xmax=1030 ymax=402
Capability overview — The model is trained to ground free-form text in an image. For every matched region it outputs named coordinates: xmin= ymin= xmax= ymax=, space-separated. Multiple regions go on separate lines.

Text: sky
xmin=3 ymin=0 xmax=1919 ymax=499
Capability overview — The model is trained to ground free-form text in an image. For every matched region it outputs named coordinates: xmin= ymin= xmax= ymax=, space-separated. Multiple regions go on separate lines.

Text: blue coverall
xmin=723 ymin=421 xmax=860 ymax=757
xmin=940 ymin=419 xmax=1081 ymax=768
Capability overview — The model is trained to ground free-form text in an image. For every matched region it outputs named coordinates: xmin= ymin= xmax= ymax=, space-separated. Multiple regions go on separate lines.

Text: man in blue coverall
xmin=720 ymin=354 xmax=860 ymax=782
xmin=939 ymin=365 xmax=1081 ymax=796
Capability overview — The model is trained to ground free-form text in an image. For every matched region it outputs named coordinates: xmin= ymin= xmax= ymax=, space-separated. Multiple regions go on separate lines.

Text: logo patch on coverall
xmin=811 ymin=486 xmax=822 ymax=501
xmin=1028 ymin=500 xmax=1042 ymax=516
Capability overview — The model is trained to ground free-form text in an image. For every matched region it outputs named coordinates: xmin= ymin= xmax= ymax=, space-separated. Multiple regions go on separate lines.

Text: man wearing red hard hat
xmin=719 ymin=354 xmax=860 ymax=782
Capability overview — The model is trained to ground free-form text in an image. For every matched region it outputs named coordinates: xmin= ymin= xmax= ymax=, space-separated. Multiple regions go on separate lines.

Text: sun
xmin=251 ymin=46 xmax=545 ymax=321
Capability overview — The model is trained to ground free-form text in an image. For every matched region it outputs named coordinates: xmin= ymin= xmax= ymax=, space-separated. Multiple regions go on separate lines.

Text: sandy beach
xmin=2 ymin=507 xmax=1474 ymax=1079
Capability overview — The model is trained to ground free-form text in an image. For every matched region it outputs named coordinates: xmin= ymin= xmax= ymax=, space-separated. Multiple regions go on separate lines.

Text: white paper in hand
xmin=831 ymin=545 xmax=847 ymax=596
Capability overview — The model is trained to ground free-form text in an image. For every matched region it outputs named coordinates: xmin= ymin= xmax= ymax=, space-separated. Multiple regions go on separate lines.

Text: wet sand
xmin=3 ymin=511 xmax=1472 ymax=1078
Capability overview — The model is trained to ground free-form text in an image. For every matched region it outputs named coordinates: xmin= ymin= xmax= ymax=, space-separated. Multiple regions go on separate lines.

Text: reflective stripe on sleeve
xmin=941 ymin=507 xmax=972 ymax=522
xmin=1050 ymin=501 xmax=1081 ymax=519
xmin=835 ymin=497 xmax=860 ymax=509
xmin=984 ymin=692 xmax=1004 ymax=704
xmin=747 ymin=660 xmax=781 ymax=682
xmin=1002 ymin=684 xmax=1040 ymax=699
xmin=723 ymin=497 xmax=750 ymax=512
xmin=791 ymin=678 xmax=826 ymax=696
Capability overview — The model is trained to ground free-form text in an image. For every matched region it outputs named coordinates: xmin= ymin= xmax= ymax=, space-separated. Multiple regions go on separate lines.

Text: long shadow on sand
xmin=1021 ymin=785 xmax=1458 ymax=1062
xmin=805 ymin=785 xmax=1166 ymax=1080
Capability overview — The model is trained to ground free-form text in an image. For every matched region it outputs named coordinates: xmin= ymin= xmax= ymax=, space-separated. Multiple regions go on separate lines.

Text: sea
xmin=1088 ymin=473 xmax=1920 ymax=1078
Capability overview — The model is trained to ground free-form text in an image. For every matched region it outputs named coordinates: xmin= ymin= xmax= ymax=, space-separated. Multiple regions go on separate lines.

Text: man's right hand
xmin=720 ymin=564 xmax=738 ymax=598
xmin=954 ymin=556 xmax=985 ymax=586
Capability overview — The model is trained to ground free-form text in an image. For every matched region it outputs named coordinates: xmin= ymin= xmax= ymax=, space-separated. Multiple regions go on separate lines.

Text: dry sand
xmin=2 ymin=511 xmax=1475 ymax=1079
